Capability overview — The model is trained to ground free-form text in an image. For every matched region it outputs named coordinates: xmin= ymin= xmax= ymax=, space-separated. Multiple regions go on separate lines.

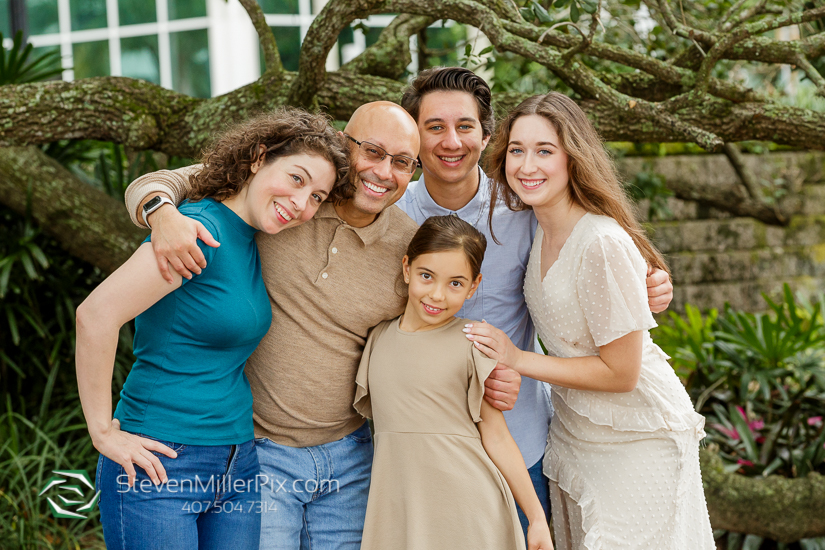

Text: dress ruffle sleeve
xmin=353 ymin=319 xmax=393 ymax=419
xmin=467 ymin=342 xmax=499 ymax=423
xmin=575 ymin=232 xmax=657 ymax=347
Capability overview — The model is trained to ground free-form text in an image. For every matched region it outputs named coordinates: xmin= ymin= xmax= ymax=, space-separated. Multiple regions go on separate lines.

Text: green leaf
xmin=728 ymin=404 xmax=759 ymax=462
xmin=580 ymin=0 xmax=599 ymax=13
xmin=531 ymin=1 xmax=553 ymax=23
xmin=479 ymin=45 xmax=494 ymax=56
xmin=743 ymin=534 xmax=764 ymax=550
xmin=555 ymin=0 xmax=571 ymax=8
xmin=570 ymin=1 xmax=581 ymax=22
xmin=19 ymin=252 xmax=38 ymax=280
xmin=5 ymin=307 xmax=20 ymax=346
xmin=520 ymin=7 xmax=535 ymax=20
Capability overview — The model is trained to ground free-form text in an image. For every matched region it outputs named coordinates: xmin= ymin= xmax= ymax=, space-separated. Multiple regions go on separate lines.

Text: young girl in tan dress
xmin=354 ymin=215 xmax=554 ymax=550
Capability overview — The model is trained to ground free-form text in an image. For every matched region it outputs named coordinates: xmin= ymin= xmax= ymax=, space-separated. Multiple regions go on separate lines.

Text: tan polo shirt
xmin=125 ymin=168 xmax=419 ymax=447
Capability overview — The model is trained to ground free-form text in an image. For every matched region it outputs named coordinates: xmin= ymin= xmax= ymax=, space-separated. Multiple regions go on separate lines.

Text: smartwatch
xmin=142 ymin=196 xmax=175 ymax=228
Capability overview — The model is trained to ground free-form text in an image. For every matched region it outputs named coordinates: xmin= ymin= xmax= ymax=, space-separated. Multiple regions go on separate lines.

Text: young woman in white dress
xmin=464 ymin=92 xmax=715 ymax=549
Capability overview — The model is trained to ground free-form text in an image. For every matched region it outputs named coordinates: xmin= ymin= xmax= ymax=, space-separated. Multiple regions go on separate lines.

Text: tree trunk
xmin=0 ymin=146 xmax=146 ymax=273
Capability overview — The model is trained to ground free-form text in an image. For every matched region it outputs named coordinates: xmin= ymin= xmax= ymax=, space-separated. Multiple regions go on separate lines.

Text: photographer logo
xmin=38 ymin=470 xmax=100 ymax=519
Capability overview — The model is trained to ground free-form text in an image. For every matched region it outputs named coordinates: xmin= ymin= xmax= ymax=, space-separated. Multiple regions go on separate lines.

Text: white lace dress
xmin=523 ymin=213 xmax=714 ymax=550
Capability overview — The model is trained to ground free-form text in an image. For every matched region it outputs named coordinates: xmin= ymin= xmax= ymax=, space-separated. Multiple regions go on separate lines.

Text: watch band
xmin=142 ymin=196 xmax=175 ymax=229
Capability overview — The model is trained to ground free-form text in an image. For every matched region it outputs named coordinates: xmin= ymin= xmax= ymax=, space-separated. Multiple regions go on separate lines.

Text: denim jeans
xmin=96 ymin=436 xmax=260 ymax=550
xmin=255 ymin=422 xmax=373 ymax=550
xmin=515 ymin=455 xmax=552 ymax=543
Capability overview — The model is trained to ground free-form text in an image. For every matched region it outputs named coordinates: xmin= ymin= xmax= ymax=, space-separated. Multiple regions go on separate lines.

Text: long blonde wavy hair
xmin=484 ymin=92 xmax=669 ymax=274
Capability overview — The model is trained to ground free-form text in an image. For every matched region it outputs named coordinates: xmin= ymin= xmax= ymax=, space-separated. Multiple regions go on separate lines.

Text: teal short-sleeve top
xmin=114 ymin=197 xmax=272 ymax=445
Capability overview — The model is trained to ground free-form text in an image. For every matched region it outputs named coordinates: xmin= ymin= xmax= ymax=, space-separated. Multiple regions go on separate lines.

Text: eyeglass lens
xmin=359 ymin=142 xmax=416 ymax=174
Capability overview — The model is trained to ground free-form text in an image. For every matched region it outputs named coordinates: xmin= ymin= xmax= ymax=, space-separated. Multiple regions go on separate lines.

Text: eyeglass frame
xmin=343 ymin=134 xmax=420 ymax=175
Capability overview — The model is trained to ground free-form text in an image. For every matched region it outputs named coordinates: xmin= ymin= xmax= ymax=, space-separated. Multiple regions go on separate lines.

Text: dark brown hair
xmin=401 ymin=67 xmax=494 ymax=138
xmin=405 ymin=215 xmax=487 ymax=280
xmin=484 ymin=92 xmax=669 ymax=274
xmin=189 ymin=108 xmax=351 ymax=204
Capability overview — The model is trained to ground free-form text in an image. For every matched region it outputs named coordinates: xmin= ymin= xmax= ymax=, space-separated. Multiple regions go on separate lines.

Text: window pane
xmin=73 ymin=40 xmax=110 ymax=78
xmin=337 ymin=26 xmax=355 ymax=67
xmin=31 ymin=44 xmax=62 ymax=78
xmin=1 ymin=0 xmax=10 ymax=37
xmin=27 ymin=0 xmax=59 ymax=35
xmin=170 ymin=29 xmax=210 ymax=98
xmin=269 ymin=26 xmax=300 ymax=71
xmin=71 ymin=0 xmax=107 ymax=31
xmin=119 ymin=0 xmax=156 ymax=26
xmin=121 ymin=35 xmax=159 ymax=84
xmin=168 ymin=0 xmax=206 ymax=20
xmin=423 ymin=24 xmax=466 ymax=68
xmin=364 ymin=26 xmax=385 ymax=48
xmin=258 ymin=0 xmax=298 ymax=14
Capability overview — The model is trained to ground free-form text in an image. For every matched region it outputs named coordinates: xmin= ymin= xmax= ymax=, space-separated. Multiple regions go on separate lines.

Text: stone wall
xmin=616 ymin=151 xmax=825 ymax=312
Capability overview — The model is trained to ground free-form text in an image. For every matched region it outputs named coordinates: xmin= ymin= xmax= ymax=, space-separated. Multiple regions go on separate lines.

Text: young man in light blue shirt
xmin=395 ymin=67 xmax=674 ymax=537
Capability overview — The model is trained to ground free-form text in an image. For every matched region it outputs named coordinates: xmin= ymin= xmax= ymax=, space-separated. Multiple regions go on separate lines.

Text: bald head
xmin=345 ymin=101 xmax=420 ymax=158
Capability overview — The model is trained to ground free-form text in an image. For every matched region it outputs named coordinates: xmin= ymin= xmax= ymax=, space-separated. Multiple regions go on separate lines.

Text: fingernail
xmin=465 ymin=323 xmax=472 ymax=327
xmin=462 ymin=328 xmax=470 ymax=333
xmin=466 ymin=335 xmax=474 ymax=340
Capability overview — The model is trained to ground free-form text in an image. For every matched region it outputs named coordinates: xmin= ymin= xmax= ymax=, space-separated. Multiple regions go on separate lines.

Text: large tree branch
xmin=701 ymin=448 xmax=825 ymax=542
xmin=340 ymin=14 xmax=435 ymax=79
xmin=2 ymin=70 xmax=824 ymax=156
xmin=238 ymin=0 xmax=282 ymax=75
xmin=0 ymin=147 xmax=146 ymax=273
xmin=287 ymin=0 xmax=388 ymax=107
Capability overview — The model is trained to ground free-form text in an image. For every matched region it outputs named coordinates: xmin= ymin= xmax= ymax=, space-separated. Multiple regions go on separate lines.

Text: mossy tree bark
xmin=701 ymin=448 xmax=825 ymax=542
xmin=1 ymin=0 xmax=824 ymax=263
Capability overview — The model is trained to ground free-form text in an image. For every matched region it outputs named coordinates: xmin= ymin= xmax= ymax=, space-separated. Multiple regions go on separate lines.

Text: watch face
xmin=144 ymin=196 xmax=162 ymax=211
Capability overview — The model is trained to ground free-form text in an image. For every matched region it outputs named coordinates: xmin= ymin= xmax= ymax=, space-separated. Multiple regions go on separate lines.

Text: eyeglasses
xmin=344 ymin=134 xmax=420 ymax=175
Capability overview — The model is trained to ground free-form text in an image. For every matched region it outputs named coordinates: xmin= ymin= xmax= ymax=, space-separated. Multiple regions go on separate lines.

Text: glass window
xmin=337 ymin=26 xmax=355 ymax=67
xmin=423 ymin=24 xmax=466 ymax=68
xmin=1 ymin=0 xmax=10 ymax=37
xmin=31 ymin=44 xmax=62 ymax=76
xmin=364 ymin=26 xmax=385 ymax=48
xmin=119 ymin=0 xmax=157 ymax=26
xmin=73 ymin=40 xmax=110 ymax=78
xmin=170 ymin=29 xmax=210 ymax=98
xmin=121 ymin=35 xmax=160 ymax=84
xmin=268 ymin=26 xmax=300 ymax=72
xmin=27 ymin=0 xmax=59 ymax=35
xmin=258 ymin=0 xmax=298 ymax=14
xmin=168 ymin=0 xmax=206 ymax=20
xmin=71 ymin=0 xmax=107 ymax=31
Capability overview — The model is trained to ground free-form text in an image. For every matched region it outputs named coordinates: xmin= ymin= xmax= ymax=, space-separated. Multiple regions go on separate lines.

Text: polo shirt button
xmin=322 ymin=272 xmax=329 ymax=279
xmin=332 ymin=247 xmax=338 ymax=254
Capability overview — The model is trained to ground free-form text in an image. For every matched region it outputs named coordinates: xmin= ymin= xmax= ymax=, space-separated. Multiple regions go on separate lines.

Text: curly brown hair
xmin=188 ymin=108 xmax=351 ymax=204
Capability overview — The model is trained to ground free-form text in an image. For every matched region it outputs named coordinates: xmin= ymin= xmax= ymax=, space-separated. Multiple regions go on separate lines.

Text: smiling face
xmin=417 ymin=91 xmax=490 ymax=190
xmin=343 ymin=102 xmax=420 ymax=221
xmin=401 ymin=249 xmax=482 ymax=332
xmin=505 ymin=114 xmax=571 ymax=211
xmin=238 ymin=152 xmax=337 ymax=234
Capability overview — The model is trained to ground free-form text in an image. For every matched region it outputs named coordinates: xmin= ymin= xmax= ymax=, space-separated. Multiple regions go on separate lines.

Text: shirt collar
xmin=315 ymin=201 xmax=393 ymax=246
xmin=413 ymin=166 xmax=490 ymax=218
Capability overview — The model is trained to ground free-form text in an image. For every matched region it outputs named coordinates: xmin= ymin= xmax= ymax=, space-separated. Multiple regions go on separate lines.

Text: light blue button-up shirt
xmin=396 ymin=169 xmax=554 ymax=467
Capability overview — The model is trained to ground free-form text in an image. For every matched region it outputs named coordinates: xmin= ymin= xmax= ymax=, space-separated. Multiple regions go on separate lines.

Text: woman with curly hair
xmin=75 ymin=109 xmax=349 ymax=550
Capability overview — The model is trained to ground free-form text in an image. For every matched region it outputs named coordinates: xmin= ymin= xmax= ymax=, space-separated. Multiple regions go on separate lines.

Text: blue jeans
xmin=516 ymin=455 xmax=551 ymax=543
xmin=255 ymin=422 xmax=373 ymax=550
xmin=97 ymin=436 xmax=261 ymax=550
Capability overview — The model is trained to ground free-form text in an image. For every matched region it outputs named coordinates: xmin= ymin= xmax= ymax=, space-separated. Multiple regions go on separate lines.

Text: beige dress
xmin=354 ymin=316 xmax=525 ymax=550
xmin=524 ymin=213 xmax=715 ymax=550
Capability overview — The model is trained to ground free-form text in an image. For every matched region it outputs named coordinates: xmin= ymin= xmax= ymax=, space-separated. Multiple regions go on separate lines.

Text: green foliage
xmin=655 ymin=285 xmax=825 ymax=480
xmin=657 ymin=287 xmax=825 ymax=547
xmin=0 ymin=202 xmax=134 ymax=548
xmin=623 ymin=162 xmax=674 ymax=220
xmin=0 ymin=31 xmax=63 ymax=85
